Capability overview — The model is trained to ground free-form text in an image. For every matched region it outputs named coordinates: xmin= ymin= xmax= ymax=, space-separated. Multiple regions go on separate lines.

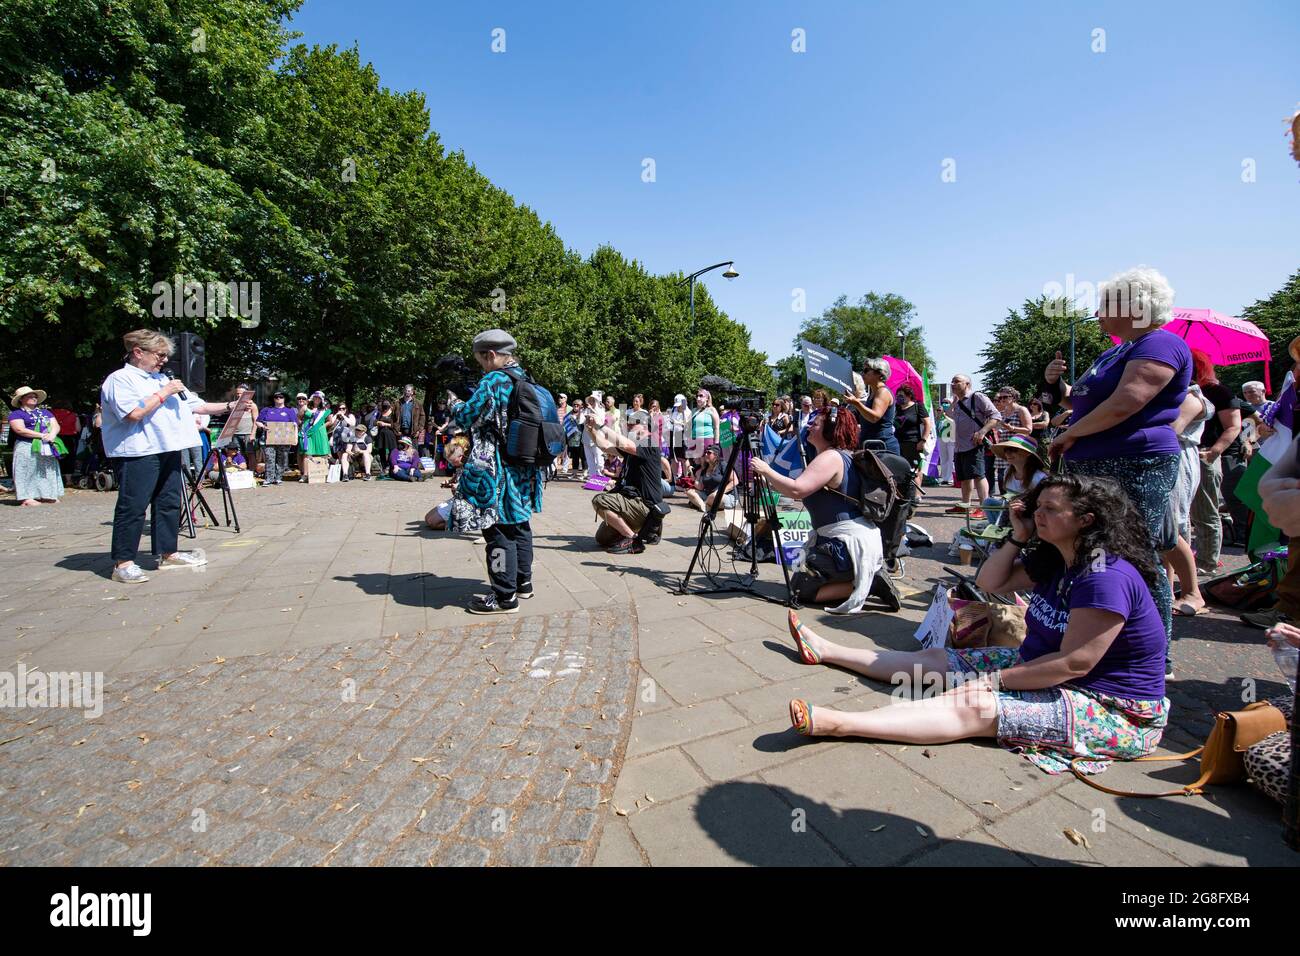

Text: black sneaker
xmin=643 ymin=531 xmax=661 ymax=546
xmin=607 ymin=538 xmax=638 ymax=555
xmin=870 ymin=571 xmax=903 ymax=613
xmin=516 ymin=582 xmax=535 ymax=600
xmin=467 ymin=593 xmax=519 ymax=615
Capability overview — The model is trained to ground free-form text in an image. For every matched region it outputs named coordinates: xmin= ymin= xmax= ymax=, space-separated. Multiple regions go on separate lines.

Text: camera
xmin=700 ymin=374 xmax=767 ymax=436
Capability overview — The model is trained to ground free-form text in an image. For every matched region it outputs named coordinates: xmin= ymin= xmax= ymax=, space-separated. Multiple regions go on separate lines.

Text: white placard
xmin=913 ymin=584 xmax=954 ymax=650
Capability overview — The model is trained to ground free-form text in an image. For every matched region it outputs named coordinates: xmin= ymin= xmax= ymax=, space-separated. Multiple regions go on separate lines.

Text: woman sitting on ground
xmin=751 ymin=406 xmax=897 ymax=613
xmin=684 ymin=443 xmax=737 ymax=512
xmin=389 ymin=437 xmax=425 ymax=481
xmin=785 ymin=474 xmax=1170 ymax=776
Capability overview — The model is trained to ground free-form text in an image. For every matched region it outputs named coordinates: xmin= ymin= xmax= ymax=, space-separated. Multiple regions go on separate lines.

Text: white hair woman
xmin=1043 ymin=266 xmax=1190 ymax=677
xmin=7 ymin=386 xmax=64 ymax=505
xmin=843 ymin=357 xmax=898 ymax=453
xmin=100 ymin=329 xmax=252 ymax=583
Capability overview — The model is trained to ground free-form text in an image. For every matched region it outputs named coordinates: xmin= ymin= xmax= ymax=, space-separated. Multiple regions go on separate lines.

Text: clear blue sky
xmin=288 ymin=0 xmax=1299 ymax=388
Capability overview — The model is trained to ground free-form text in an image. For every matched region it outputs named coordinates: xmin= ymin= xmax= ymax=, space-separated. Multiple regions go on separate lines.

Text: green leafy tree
xmin=977 ymin=296 xmax=1106 ymax=399
xmin=1221 ymin=270 xmax=1300 ymax=396
xmin=794 ymin=292 xmax=931 ymax=379
xmin=0 ymin=0 xmax=300 ymax=396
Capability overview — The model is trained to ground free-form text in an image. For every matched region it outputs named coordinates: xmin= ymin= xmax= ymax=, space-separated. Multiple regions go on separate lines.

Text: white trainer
xmin=158 ymin=549 xmax=208 ymax=570
xmin=112 ymin=563 xmax=150 ymax=584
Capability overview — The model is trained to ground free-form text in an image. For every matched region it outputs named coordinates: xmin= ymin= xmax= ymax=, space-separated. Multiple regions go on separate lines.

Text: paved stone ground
xmin=589 ymin=482 xmax=1299 ymax=868
xmin=0 ymin=478 xmax=637 ymax=865
xmin=0 ymin=474 xmax=1296 ymax=866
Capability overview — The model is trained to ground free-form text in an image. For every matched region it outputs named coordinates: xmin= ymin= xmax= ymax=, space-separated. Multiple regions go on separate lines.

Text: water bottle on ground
xmin=1267 ymin=627 xmax=1299 ymax=692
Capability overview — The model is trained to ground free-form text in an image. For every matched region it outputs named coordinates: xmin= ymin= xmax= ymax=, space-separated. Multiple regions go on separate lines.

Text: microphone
xmin=170 ymin=375 xmax=188 ymax=401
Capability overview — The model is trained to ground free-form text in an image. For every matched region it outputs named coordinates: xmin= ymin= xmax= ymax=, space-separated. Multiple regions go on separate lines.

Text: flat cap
xmin=472 ymin=328 xmax=517 ymax=354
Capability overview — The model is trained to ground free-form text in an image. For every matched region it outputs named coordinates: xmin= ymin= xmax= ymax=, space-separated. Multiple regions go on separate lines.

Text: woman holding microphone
xmin=100 ymin=329 xmax=251 ymax=584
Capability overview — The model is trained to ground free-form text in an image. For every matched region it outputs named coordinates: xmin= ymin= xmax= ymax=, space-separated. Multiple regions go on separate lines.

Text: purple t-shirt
xmin=7 ymin=409 xmax=60 ymax=457
xmin=258 ymin=407 xmax=298 ymax=423
xmin=1066 ymin=329 xmax=1190 ymax=460
xmin=1020 ymin=555 xmax=1166 ymax=700
xmin=390 ymin=449 xmax=418 ymax=470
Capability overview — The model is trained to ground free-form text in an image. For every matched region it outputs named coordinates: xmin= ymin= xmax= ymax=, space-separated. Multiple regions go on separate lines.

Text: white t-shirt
xmin=100 ymin=363 xmax=205 ymax=458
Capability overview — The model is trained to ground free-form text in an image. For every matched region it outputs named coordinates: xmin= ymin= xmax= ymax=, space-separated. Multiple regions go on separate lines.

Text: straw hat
xmin=10 ymin=386 xmax=46 ymax=408
xmin=991 ymin=434 xmax=1045 ymax=470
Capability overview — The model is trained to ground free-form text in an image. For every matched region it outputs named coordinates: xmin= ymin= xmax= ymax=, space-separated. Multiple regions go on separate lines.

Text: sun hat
xmin=10 ymin=386 xmax=46 ymax=408
xmin=296 ymin=392 xmax=308 ymax=400
xmin=398 ymin=436 xmax=414 ymax=446
xmin=990 ymin=434 xmax=1045 ymax=468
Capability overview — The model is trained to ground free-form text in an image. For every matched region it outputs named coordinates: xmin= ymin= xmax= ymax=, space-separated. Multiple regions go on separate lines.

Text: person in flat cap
xmin=448 ymin=328 xmax=544 ymax=615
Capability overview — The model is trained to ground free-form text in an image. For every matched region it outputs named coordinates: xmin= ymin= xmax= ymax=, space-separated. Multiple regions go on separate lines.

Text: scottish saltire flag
xmin=1234 ymin=372 xmax=1295 ymax=554
xmin=563 ymin=414 xmax=579 ymax=439
xmin=762 ymin=424 xmax=805 ymax=479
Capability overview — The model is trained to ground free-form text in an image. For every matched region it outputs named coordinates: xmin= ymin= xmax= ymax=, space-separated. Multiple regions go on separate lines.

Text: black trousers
xmin=482 ymin=521 xmax=533 ymax=600
xmin=112 ymin=451 xmax=183 ymax=563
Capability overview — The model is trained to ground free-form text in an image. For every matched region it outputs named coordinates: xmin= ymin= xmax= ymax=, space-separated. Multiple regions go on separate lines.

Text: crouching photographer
xmin=750 ymin=405 xmax=901 ymax=613
xmin=586 ymin=416 xmax=668 ymax=554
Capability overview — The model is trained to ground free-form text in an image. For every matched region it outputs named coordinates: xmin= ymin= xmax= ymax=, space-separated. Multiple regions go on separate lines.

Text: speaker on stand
xmin=161 ymin=332 xmax=206 ymax=393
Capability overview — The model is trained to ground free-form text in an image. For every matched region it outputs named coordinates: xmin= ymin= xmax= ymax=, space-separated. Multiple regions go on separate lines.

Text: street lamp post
xmin=678 ymin=261 xmax=739 ymax=330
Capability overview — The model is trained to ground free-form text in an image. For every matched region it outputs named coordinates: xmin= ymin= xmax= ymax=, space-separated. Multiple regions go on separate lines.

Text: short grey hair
xmin=863 ymin=357 xmax=890 ymax=378
xmin=1099 ymin=265 xmax=1175 ymax=328
xmin=1242 ymin=381 xmax=1265 ymax=394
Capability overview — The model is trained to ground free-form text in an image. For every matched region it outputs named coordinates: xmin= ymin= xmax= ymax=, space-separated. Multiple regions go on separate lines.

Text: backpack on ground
xmin=499 ymin=366 xmax=566 ymax=467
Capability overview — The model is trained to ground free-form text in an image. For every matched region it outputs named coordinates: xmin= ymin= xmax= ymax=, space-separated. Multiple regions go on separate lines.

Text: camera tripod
xmin=677 ymin=428 xmax=798 ymax=606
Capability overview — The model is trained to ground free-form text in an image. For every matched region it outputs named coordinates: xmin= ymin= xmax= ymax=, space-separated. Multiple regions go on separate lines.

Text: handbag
xmin=1069 ymin=701 xmax=1288 ymax=797
xmin=948 ymin=598 xmax=1026 ymax=648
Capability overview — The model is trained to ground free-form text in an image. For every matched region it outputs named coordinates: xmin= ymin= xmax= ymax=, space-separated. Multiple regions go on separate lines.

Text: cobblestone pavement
xmin=1 ymin=477 xmax=1296 ymax=866
xmin=0 ymin=480 xmax=637 ymax=865
xmin=0 ymin=607 xmax=633 ymax=866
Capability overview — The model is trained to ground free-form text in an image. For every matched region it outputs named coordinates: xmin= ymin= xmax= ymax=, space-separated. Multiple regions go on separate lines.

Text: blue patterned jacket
xmin=452 ymin=367 xmax=543 ymax=526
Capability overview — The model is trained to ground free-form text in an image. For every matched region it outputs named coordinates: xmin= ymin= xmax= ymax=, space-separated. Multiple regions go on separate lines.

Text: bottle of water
xmin=1272 ymin=639 xmax=1299 ymax=694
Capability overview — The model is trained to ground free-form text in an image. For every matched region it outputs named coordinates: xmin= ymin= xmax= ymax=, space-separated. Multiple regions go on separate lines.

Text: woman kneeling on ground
xmin=785 ymin=474 xmax=1170 ymax=775
xmin=751 ymin=406 xmax=898 ymax=614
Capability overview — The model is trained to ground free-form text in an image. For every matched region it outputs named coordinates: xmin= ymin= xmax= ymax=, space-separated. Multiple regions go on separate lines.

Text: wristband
xmin=1006 ymin=536 xmax=1027 ymax=548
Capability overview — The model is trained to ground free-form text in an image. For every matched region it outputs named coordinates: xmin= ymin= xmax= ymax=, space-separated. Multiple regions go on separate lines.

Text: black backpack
xmin=499 ymin=366 xmax=565 ymax=468
xmin=842 ymin=446 xmax=900 ymax=523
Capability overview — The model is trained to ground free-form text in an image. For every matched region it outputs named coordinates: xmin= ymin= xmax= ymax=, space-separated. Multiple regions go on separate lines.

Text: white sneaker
xmin=159 ymin=549 xmax=208 ymax=570
xmin=112 ymin=563 xmax=150 ymax=584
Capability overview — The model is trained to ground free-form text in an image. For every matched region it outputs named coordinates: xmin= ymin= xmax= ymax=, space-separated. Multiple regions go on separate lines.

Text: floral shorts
xmin=946 ymin=646 xmax=1170 ymax=775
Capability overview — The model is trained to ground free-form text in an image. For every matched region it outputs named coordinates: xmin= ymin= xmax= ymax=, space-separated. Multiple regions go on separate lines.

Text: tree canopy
xmin=773 ymin=292 xmax=933 ymax=398
xmin=0 ymin=0 xmax=771 ymax=405
xmin=977 ymin=296 xmax=1107 ymax=400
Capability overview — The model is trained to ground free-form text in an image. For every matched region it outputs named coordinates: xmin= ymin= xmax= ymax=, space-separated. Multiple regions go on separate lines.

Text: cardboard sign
xmin=264 ymin=421 xmax=298 ymax=446
xmin=914 ymin=584 xmax=955 ymax=650
xmin=801 ymin=340 xmax=854 ymax=395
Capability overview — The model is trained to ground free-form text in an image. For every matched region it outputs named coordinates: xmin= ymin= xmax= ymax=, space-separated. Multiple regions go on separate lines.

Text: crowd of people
xmin=6 ymin=275 xmax=1294 ymax=801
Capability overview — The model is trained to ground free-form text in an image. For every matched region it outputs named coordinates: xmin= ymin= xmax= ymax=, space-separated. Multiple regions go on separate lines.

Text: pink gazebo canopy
xmin=1111 ymin=307 xmax=1273 ymax=392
